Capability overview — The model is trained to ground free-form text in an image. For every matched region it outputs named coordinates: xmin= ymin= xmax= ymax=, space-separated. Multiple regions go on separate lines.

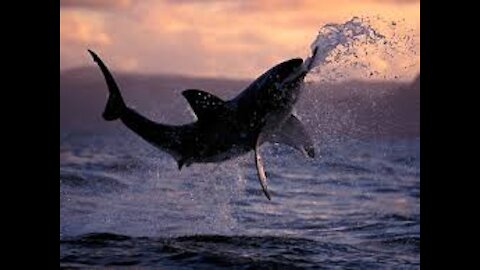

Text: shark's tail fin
xmin=103 ymin=87 xmax=125 ymax=121
xmin=87 ymin=49 xmax=126 ymax=121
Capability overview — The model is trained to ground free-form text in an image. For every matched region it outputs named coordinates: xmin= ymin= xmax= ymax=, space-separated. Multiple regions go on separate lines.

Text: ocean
xmin=60 ymin=132 xmax=419 ymax=269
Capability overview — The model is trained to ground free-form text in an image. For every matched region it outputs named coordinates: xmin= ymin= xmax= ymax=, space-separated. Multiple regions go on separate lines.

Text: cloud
xmin=376 ymin=0 xmax=419 ymax=3
xmin=60 ymin=0 xmax=419 ymax=79
xmin=60 ymin=11 xmax=113 ymax=70
xmin=60 ymin=13 xmax=111 ymax=46
xmin=60 ymin=0 xmax=133 ymax=10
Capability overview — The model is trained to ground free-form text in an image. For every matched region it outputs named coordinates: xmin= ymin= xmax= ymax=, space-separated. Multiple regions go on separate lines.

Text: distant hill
xmin=60 ymin=67 xmax=419 ymax=140
xmin=295 ymin=74 xmax=420 ymax=140
xmin=60 ymin=67 xmax=250 ymax=132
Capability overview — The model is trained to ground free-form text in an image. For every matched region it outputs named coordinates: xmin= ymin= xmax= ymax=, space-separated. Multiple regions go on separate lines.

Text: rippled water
xmin=60 ymin=133 xmax=419 ymax=269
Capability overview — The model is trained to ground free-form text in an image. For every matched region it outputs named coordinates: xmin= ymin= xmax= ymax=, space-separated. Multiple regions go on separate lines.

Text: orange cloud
xmin=60 ymin=11 xmax=113 ymax=70
xmin=60 ymin=0 xmax=419 ymax=79
xmin=60 ymin=0 xmax=132 ymax=9
xmin=60 ymin=12 xmax=111 ymax=46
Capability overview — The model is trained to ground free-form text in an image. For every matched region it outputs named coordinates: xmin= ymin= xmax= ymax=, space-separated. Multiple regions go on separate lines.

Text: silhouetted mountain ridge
xmin=61 ymin=67 xmax=419 ymax=139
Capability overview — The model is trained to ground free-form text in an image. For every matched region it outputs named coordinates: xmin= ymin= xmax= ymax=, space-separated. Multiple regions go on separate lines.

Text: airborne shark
xmin=88 ymin=48 xmax=318 ymax=200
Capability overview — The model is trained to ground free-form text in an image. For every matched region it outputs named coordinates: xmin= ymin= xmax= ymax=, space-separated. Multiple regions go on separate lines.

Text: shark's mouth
xmin=275 ymin=64 xmax=306 ymax=90
xmin=276 ymin=46 xmax=319 ymax=90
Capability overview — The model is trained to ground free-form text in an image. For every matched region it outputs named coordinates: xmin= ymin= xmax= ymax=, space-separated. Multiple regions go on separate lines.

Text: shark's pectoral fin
xmin=268 ymin=114 xmax=315 ymax=158
xmin=182 ymin=89 xmax=228 ymax=120
xmin=254 ymin=134 xmax=271 ymax=200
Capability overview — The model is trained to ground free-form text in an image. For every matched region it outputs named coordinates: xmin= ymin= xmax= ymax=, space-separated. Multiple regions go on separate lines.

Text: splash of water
xmin=305 ymin=16 xmax=419 ymax=82
xmin=307 ymin=17 xmax=385 ymax=71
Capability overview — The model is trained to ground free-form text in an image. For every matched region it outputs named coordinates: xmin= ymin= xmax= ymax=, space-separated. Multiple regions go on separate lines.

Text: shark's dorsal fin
xmin=267 ymin=114 xmax=315 ymax=158
xmin=182 ymin=89 xmax=227 ymax=120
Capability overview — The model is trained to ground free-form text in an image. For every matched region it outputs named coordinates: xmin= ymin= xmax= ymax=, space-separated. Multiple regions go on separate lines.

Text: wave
xmin=61 ymin=232 xmax=419 ymax=269
xmin=61 ymin=233 xmax=317 ymax=269
xmin=60 ymin=169 xmax=128 ymax=194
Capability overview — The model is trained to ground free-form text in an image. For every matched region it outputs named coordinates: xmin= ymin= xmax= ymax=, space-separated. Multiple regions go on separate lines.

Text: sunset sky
xmin=60 ymin=0 xmax=419 ymax=79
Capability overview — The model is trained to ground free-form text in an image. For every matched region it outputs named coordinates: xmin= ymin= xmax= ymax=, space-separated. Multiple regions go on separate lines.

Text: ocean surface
xmin=60 ymin=132 xmax=420 ymax=269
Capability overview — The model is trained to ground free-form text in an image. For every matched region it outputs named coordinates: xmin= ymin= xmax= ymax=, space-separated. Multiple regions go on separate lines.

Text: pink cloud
xmin=60 ymin=0 xmax=133 ymax=9
xmin=60 ymin=0 xmax=419 ymax=79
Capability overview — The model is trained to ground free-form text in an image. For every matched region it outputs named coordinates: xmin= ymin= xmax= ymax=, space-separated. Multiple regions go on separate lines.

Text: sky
xmin=60 ymin=0 xmax=419 ymax=79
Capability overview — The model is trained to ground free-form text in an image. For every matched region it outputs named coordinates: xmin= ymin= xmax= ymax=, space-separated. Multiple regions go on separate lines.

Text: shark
xmin=88 ymin=47 xmax=318 ymax=200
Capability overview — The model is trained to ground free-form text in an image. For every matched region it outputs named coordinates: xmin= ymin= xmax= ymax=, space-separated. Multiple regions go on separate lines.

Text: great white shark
xmin=88 ymin=48 xmax=319 ymax=200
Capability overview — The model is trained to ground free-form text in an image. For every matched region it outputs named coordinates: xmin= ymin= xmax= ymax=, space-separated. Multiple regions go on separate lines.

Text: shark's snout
xmin=271 ymin=58 xmax=304 ymax=83
xmin=281 ymin=58 xmax=303 ymax=72
xmin=287 ymin=58 xmax=304 ymax=68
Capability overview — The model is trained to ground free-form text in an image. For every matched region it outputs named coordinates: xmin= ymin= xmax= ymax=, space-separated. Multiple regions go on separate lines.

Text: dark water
xmin=60 ymin=132 xmax=419 ymax=269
